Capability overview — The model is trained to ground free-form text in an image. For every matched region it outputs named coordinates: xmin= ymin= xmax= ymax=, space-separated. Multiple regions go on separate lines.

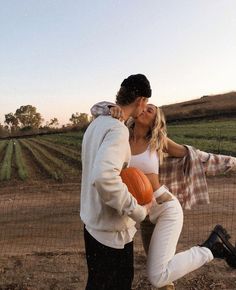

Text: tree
xmin=15 ymin=105 xmax=43 ymax=129
xmin=4 ymin=113 xmax=19 ymax=131
xmin=5 ymin=113 xmax=19 ymax=127
xmin=0 ymin=124 xmax=9 ymax=136
xmin=69 ymin=112 xmax=89 ymax=128
xmin=0 ymin=123 xmax=6 ymax=136
xmin=49 ymin=118 xmax=59 ymax=128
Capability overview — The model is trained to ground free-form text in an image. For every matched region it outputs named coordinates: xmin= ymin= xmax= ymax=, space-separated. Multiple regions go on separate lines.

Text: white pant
xmin=147 ymin=189 xmax=213 ymax=288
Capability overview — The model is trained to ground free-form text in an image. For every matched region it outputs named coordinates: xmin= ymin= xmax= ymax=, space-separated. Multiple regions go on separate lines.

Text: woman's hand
xmin=109 ymin=105 xmax=124 ymax=121
xmin=143 ymin=196 xmax=156 ymax=214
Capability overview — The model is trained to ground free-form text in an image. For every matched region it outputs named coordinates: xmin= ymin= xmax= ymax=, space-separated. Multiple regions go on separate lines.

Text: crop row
xmin=167 ymin=120 xmax=236 ymax=156
xmin=0 ymin=140 xmax=14 ymax=181
xmin=0 ymin=119 xmax=234 ymax=182
xmin=0 ymin=136 xmax=83 ymax=181
xmin=168 ymin=119 xmax=236 ymax=141
xmin=0 ymin=140 xmax=7 ymax=154
xmin=31 ymin=137 xmax=81 ymax=165
xmin=0 ymin=140 xmax=29 ymax=181
xmin=15 ymin=140 xmax=28 ymax=180
xmin=41 ymin=133 xmax=82 ymax=149
xmin=20 ymin=139 xmax=65 ymax=180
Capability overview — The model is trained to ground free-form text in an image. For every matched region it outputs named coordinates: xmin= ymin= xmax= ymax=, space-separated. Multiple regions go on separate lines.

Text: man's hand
xmin=109 ymin=105 xmax=124 ymax=121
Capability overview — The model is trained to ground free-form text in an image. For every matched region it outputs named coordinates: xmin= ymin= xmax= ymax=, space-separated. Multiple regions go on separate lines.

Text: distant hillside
xmin=161 ymin=92 xmax=236 ymax=123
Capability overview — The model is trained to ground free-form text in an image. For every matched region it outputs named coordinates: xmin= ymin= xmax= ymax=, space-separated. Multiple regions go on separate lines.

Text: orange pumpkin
xmin=120 ymin=167 xmax=153 ymax=205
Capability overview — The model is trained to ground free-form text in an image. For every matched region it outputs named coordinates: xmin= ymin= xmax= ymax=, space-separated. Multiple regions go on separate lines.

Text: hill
xmin=161 ymin=92 xmax=236 ymax=122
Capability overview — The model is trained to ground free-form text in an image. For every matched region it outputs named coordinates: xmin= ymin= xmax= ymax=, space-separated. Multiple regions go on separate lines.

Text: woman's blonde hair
xmin=126 ymin=106 xmax=167 ymax=164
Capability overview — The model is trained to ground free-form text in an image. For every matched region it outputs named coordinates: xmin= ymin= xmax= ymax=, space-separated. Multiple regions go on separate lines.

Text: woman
xmin=91 ymin=102 xmax=236 ymax=289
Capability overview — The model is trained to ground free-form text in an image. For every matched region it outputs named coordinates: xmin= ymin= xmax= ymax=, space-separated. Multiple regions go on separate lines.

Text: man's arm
xmin=91 ymin=125 xmax=147 ymax=222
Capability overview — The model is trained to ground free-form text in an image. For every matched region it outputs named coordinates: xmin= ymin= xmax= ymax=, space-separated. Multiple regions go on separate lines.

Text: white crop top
xmin=129 ymin=146 xmax=159 ymax=174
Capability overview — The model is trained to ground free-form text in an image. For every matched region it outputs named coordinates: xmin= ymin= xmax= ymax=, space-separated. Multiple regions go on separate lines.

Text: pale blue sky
xmin=0 ymin=0 xmax=236 ymax=125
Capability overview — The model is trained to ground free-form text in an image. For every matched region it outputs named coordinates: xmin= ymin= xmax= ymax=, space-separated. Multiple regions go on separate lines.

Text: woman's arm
xmin=90 ymin=101 xmax=124 ymax=120
xmin=164 ymin=137 xmax=188 ymax=157
xmin=90 ymin=101 xmax=116 ymax=118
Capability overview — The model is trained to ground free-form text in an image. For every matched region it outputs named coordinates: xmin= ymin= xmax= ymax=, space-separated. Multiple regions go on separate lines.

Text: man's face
xmin=132 ymin=97 xmax=148 ymax=118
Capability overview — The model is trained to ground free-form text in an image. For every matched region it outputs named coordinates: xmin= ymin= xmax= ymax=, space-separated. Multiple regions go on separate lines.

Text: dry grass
xmin=162 ymin=92 xmax=236 ymax=122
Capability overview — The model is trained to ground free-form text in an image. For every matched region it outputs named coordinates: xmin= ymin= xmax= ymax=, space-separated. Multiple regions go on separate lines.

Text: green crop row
xmin=167 ymin=119 xmax=236 ymax=141
xmin=0 ymin=140 xmax=13 ymax=181
xmin=26 ymin=139 xmax=73 ymax=173
xmin=0 ymin=118 xmax=234 ymax=182
xmin=31 ymin=138 xmax=81 ymax=168
xmin=167 ymin=119 xmax=236 ymax=156
xmin=41 ymin=133 xmax=82 ymax=149
xmin=20 ymin=139 xmax=63 ymax=180
xmin=33 ymin=137 xmax=80 ymax=158
xmin=14 ymin=140 xmax=28 ymax=180
xmin=0 ymin=140 xmax=7 ymax=154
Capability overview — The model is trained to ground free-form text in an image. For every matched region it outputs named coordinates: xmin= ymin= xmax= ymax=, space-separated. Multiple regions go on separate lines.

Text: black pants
xmin=84 ymin=226 xmax=134 ymax=290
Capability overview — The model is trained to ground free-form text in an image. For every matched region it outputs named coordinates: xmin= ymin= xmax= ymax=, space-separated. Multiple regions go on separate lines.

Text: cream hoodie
xmin=80 ymin=115 xmax=147 ymax=238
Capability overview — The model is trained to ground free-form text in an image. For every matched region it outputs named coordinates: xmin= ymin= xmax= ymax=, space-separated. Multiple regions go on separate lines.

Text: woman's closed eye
xmin=147 ymin=108 xmax=154 ymax=114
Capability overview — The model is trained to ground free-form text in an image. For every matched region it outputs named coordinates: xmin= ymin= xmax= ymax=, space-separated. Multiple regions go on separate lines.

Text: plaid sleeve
xmin=90 ymin=101 xmax=116 ymax=118
xmin=160 ymin=146 xmax=210 ymax=209
xmin=197 ymin=150 xmax=236 ymax=175
xmin=159 ymin=156 xmax=187 ymax=206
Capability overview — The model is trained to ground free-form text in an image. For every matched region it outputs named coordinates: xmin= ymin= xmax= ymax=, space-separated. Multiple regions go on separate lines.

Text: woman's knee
xmin=148 ymin=270 xmax=168 ymax=288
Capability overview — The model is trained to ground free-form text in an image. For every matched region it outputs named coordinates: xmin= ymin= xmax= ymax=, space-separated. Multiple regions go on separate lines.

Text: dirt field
xmin=0 ymin=175 xmax=235 ymax=290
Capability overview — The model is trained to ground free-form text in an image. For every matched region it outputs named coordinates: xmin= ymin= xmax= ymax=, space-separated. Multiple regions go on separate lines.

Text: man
xmin=80 ymin=74 xmax=152 ymax=290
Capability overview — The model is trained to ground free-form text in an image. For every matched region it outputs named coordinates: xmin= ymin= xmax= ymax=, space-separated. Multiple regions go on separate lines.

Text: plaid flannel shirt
xmin=160 ymin=147 xmax=236 ymax=209
xmin=90 ymin=101 xmax=236 ymax=209
xmin=90 ymin=101 xmax=115 ymax=118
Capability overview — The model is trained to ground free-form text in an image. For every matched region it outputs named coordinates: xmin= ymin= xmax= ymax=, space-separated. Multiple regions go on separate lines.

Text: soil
xmin=0 ymin=175 xmax=235 ymax=290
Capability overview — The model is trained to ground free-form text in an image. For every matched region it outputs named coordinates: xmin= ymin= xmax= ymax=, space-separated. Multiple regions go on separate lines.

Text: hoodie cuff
xmin=128 ymin=204 xmax=147 ymax=223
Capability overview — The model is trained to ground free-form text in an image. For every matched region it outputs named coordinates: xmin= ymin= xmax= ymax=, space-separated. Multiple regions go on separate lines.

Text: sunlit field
xmin=0 ymin=119 xmax=235 ymax=289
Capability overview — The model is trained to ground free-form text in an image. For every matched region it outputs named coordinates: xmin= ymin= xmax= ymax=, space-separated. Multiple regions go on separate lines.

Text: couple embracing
xmin=80 ymin=74 xmax=236 ymax=290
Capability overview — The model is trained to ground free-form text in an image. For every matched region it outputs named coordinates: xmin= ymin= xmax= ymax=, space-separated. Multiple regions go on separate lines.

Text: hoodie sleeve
xmin=91 ymin=124 xmax=147 ymax=223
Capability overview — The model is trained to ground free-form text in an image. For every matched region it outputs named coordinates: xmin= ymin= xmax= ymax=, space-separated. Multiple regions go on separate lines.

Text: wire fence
xmin=0 ymin=125 xmax=236 ymax=289
xmin=0 ymin=174 xmax=235 ymax=290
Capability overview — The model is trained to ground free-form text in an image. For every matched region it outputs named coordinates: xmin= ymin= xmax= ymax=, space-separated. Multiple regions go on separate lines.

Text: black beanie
xmin=120 ymin=74 xmax=152 ymax=98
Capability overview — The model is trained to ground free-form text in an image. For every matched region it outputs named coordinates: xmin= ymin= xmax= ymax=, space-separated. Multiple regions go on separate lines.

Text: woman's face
xmin=135 ymin=104 xmax=157 ymax=128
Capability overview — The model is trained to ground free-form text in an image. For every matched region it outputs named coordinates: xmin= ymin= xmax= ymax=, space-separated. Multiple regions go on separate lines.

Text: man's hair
xmin=116 ymin=74 xmax=151 ymax=105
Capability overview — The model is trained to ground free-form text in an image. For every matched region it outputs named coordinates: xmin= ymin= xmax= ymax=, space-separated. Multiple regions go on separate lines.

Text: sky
xmin=0 ymin=0 xmax=236 ymax=126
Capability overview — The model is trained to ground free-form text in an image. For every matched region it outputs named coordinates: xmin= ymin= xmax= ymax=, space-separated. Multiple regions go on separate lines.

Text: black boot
xmin=226 ymin=253 xmax=236 ymax=268
xmin=200 ymin=224 xmax=236 ymax=268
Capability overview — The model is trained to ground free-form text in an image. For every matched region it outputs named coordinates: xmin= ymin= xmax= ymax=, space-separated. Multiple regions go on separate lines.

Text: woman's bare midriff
xmin=146 ymin=173 xmax=174 ymax=203
xmin=145 ymin=173 xmax=161 ymax=192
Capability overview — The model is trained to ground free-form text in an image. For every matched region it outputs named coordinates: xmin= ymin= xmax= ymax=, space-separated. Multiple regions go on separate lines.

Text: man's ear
xmin=134 ymin=96 xmax=143 ymax=106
